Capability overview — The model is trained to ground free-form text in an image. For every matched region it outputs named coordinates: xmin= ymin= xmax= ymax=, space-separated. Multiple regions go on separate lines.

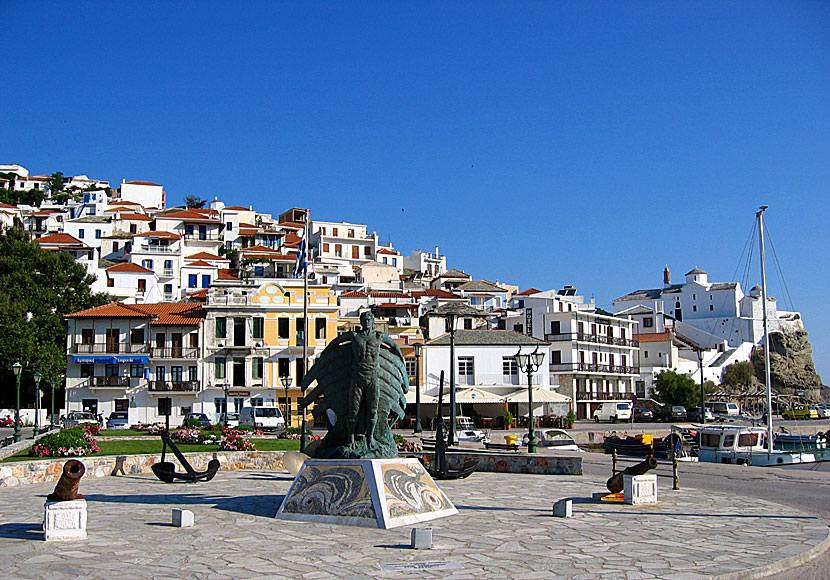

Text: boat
xmin=774 ymin=432 xmax=827 ymax=449
xmin=601 ymin=431 xmax=689 ymax=459
xmin=523 ymin=428 xmax=583 ymax=451
xmin=696 ymin=207 xmax=822 ymax=466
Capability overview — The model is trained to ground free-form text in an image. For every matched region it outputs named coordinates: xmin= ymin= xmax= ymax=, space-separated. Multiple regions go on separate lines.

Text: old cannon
xmin=606 ymin=455 xmax=657 ymax=494
xmin=47 ymin=459 xmax=85 ymax=501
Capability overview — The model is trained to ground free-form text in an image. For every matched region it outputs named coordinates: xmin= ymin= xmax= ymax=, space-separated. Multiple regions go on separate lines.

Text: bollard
xmin=411 ymin=527 xmax=433 ymax=549
xmin=611 ymin=449 xmax=618 ymax=475
xmin=672 ymin=453 xmax=679 ymax=490
xmin=553 ymin=499 xmax=572 ymax=518
xmin=172 ymin=508 xmax=194 ymax=527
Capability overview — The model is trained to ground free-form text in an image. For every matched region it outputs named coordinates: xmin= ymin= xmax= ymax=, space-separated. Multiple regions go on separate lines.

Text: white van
xmin=593 ymin=402 xmax=632 ymax=423
xmin=707 ymin=402 xmax=740 ymax=416
xmin=239 ymin=406 xmax=285 ymax=432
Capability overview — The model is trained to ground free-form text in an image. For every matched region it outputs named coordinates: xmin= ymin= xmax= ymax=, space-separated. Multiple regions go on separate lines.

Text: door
xmin=171 ymin=333 xmax=182 ymax=358
xmin=234 ymin=318 xmax=245 ymax=347
xmin=233 ymin=360 xmax=246 ymax=386
xmin=106 ymin=329 xmax=120 ymax=353
xmin=199 ymin=225 xmax=207 ymax=240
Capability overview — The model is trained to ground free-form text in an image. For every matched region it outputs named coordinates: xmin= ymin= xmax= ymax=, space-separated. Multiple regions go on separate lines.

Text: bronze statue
xmin=301 ymin=311 xmax=408 ymax=459
xmin=48 ymin=459 xmax=85 ymax=501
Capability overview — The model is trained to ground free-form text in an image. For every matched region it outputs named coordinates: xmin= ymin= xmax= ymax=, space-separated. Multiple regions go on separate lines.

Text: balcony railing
xmin=544 ymin=333 xmax=638 ymax=347
xmin=73 ymin=343 xmax=149 ymax=354
xmin=163 ymin=292 xmax=174 ymax=301
xmin=208 ymin=295 xmax=251 ymax=306
xmin=148 ymin=380 xmax=199 ymax=392
xmin=454 ymin=374 xmax=543 ymax=387
xmin=137 ymin=244 xmax=178 ymax=253
xmin=549 ymin=363 xmax=640 ymax=375
xmin=184 ymin=233 xmax=220 ymax=241
xmin=150 ymin=347 xmax=199 ymax=359
xmin=87 ymin=376 xmax=131 ymax=387
xmin=161 ymin=268 xmax=175 ymax=277
xmin=576 ymin=390 xmax=635 ymax=401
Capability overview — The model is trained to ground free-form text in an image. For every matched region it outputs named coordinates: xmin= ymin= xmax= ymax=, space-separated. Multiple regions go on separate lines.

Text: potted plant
xmin=566 ymin=409 xmax=576 ymax=429
xmin=503 ymin=410 xmax=514 ymax=430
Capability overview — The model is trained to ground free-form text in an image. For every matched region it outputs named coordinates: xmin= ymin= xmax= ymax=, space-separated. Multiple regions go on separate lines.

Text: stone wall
xmin=0 ymin=451 xmax=287 ymax=488
xmin=414 ymin=451 xmax=582 ymax=475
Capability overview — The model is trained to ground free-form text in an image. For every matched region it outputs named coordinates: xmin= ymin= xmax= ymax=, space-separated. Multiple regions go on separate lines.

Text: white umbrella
xmin=504 ymin=387 xmax=571 ymax=403
xmin=404 ymin=390 xmax=438 ymax=404
xmin=454 ymin=387 xmax=505 ymax=403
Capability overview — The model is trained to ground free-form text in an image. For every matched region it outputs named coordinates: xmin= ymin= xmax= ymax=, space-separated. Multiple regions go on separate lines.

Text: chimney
xmin=663 ymin=265 xmax=671 ymax=287
xmin=435 ymin=245 xmax=439 ymax=258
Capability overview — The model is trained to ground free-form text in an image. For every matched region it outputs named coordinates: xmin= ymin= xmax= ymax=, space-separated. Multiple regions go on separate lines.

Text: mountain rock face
xmin=751 ymin=330 xmax=825 ymax=401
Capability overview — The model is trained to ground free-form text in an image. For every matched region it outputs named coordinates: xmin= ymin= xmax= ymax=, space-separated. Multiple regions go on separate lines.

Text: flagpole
xmin=300 ymin=208 xmax=309 ymax=453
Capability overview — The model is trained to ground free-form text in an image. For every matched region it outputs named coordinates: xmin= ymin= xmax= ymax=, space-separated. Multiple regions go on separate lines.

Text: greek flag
xmin=293 ymin=233 xmax=307 ymax=278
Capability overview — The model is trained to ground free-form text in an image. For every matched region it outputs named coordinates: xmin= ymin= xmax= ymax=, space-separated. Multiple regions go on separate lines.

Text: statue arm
xmin=381 ymin=335 xmax=404 ymax=360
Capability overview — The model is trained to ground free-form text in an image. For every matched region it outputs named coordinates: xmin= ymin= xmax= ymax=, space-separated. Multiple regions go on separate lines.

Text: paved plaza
xmin=0 ymin=464 xmax=828 ymax=580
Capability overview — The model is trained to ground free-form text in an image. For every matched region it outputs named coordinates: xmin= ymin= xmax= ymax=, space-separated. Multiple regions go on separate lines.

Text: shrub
xmin=503 ymin=411 xmax=515 ymax=426
xmin=566 ymin=409 xmax=576 ymax=425
xmin=220 ymin=428 xmax=257 ymax=451
xmin=30 ymin=428 xmax=99 ymax=458
xmin=182 ymin=417 xmax=205 ymax=428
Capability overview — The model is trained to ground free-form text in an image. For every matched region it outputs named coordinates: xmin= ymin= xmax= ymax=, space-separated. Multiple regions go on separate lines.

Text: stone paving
xmin=0 ymin=468 xmax=827 ymax=580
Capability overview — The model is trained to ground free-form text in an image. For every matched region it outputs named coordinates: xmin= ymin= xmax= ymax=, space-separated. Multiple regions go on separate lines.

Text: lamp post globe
xmin=12 ymin=361 xmax=22 ymax=443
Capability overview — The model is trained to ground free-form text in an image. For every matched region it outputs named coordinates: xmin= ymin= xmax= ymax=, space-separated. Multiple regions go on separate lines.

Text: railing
xmin=544 ymin=333 xmax=638 ymax=347
xmin=161 ymin=268 xmax=174 ymax=277
xmin=88 ymin=376 xmax=131 ymax=387
xmin=549 ymin=363 xmax=640 ymax=375
xmin=150 ymin=347 xmax=199 ymax=359
xmin=576 ymin=390 xmax=635 ymax=401
xmin=73 ymin=343 xmax=149 ymax=354
xmin=184 ymin=233 xmax=220 ymax=241
xmin=148 ymin=380 xmax=199 ymax=392
xmin=454 ymin=374 xmax=543 ymax=386
xmin=208 ymin=295 xmax=251 ymax=306
xmin=137 ymin=244 xmax=178 ymax=253
xmin=163 ymin=293 xmax=174 ymax=301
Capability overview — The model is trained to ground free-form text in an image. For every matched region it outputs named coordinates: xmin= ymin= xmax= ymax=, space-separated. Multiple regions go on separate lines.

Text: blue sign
xmin=73 ymin=356 xmax=116 ymax=364
xmin=114 ymin=355 xmax=149 ymax=364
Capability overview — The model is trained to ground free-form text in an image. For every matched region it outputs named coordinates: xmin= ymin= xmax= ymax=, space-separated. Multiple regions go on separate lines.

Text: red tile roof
xmin=377 ymin=248 xmax=398 ymax=255
xmin=135 ymin=230 xmax=181 ymax=240
xmin=108 ymin=200 xmax=140 ymax=206
xmin=65 ymin=302 xmax=204 ymax=325
xmin=36 ymin=233 xmax=86 ymax=247
xmin=373 ymin=303 xmax=417 ymax=309
xmin=0 ymin=202 xmax=18 ymax=209
xmin=106 ymin=263 xmax=153 ymax=274
xmin=117 ymin=213 xmax=152 ymax=221
xmin=516 ymin=288 xmax=542 ymax=296
xmin=224 ymin=206 xmax=251 ymax=211
xmin=634 ymin=332 xmax=671 ymax=343
xmin=187 ymin=288 xmax=209 ymax=299
xmin=182 ymin=260 xmax=216 ymax=268
xmin=283 ymin=232 xmax=301 ymax=247
xmin=186 ymin=251 xmax=225 ymax=260
xmin=124 ymin=181 xmax=161 ymax=186
xmin=156 ymin=210 xmax=222 ymax=223
xmin=411 ymin=289 xmax=462 ymax=299
xmin=240 ymin=245 xmax=279 ymax=253
xmin=218 ymin=269 xmax=240 ymax=280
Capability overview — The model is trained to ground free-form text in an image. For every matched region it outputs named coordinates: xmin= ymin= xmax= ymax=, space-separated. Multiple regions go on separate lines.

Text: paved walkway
xmin=0 ymin=467 xmax=827 ymax=579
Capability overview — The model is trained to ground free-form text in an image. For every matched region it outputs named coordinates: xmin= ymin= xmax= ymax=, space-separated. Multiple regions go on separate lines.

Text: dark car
xmin=661 ymin=405 xmax=687 ymax=422
xmin=184 ymin=412 xmax=211 ymax=426
xmin=632 ymin=408 xmax=654 ymax=422
xmin=687 ymin=407 xmax=714 ymax=422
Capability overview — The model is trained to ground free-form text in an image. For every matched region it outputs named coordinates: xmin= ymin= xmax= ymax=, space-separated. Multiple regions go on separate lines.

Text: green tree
xmin=47 ymin=172 xmax=66 ymax=196
xmin=0 ymin=227 xmax=111 ymax=406
xmin=185 ymin=195 xmax=206 ymax=209
xmin=652 ymin=370 xmax=700 ymax=408
xmin=722 ymin=361 xmax=758 ymax=391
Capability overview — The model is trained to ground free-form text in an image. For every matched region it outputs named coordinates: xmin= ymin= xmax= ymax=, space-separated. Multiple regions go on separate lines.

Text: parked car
xmin=632 ymin=408 xmax=654 ymax=422
xmin=687 ymin=407 xmax=715 ymax=422
xmin=62 ymin=411 xmax=100 ymax=428
xmin=707 ymin=402 xmax=740 ymax=416
xmin=239 ymin=406 xmax=285 ymax=431
xmin=106 ymin=411 xmax=130 ymax=429
xmin=782 ymin=405 xmax=820 ymax=420
xmin=658 ymin=406 xmax=687 ymax=422
xmin=224 ymin=412 xmax=240 ymax=428
xmin=814 ymin=405 xmax=830 ymax=419
xmin=184 ymin=412 xmax=212 ymax=426
xmin=593 ymin=402 xmax=632 ymax=423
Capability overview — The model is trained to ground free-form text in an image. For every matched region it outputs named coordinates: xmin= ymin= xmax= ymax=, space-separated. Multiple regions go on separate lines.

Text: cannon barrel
xmin=606 ymin=455 xmax=657 ymax=493
xmin=47 ymin=459 xmax=86 ymax=501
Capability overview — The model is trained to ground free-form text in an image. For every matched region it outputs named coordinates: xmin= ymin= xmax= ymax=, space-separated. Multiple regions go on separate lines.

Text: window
xmin=323 ymin=243 xmax=329 ymax=252
xmin=179 ymin=406 xmax=191 ymax=417
xmin=405 ymin=358 xmax=417 ymax=381
xmin=382 ymin=257 xmax=387 ymax=264
xmin=332 ymin=228 xmax=338 ymax=237
xmin=95 ymin=229 xmax=102 ymax=239
xmin=392 ymin=258 xmax=397 ymax=266
xmin=130 ymin=364 xmax=143 ymax=378
xmin=185 ymin=224 xmax=194 ymax=236
xmin=216 ymin=317 xmax=226 ymax=339
xmin=335 ymin=244 xmax=342 ymax=257
xmin=171 ymin=366 xmax=183 ymax=382
xmin=352 ymin=246 xmax=359 ymax=259
xmin=693 ymin=305 xmax=697 ymax=312
xmin=202 ymin=274 xmax=211 ymax=288
xmin=155 ymin=367 xmax=166 ymax=381
xmin=296 ymin=318 xmax=305 ymax=344
xmin=107 ymin=277 xmax=114 ymax=287
xmin=113 ymin=242 xmax=119 ymax=252
xmin=348 ymin=228 xmax=354 ymax=238
xmin=644 ymin=351 xmax=649 ymax=358
xmin=278 ymin=357 xmax=290 ymax=378
xmin=226 ymin=222 xmax=233 ymax=231
xmin=251 ymin=397 xmax=263 ymax=407
xmin=130 ymin=329 xmax=145 ymax=344
xmin=81 ymin=328 xmax=94 ymax=344
xmin=252 ymin=357 xmax=263 ymax=380
xmin=642 ymin=317 xmax=654 ymax=328
xmin=215 ymin=357 xmax=226 ymax=379
xmin=142 ymin=259 xmax=153 ymax=270
xmin=80 ymin=364 xmax=93 ymax=378
xmin=458 ymin=356 xmax=474 ymax=384
xmin=464 ymin=318 xmax=473 ymax=330
xmin=78 ymin=229 xmax=84 ymax=239
xmin=188 ymin=274 xmax=198 ymax=288
xmin=364 ymin=246 xmax=371 ymax=256
xmin=550 ymin=351 xmax=562 ymax=365
xmin=253 ymin=317 xmax=264 ymax=340
xmin=130 ymin=224 xmax=137 ymax=234
xmin=502 ymin=357 xmax=518 ymax=376
xmin=137 ymin=278 xmax=146 ymax=293
xmin=164 ymin=259 xmax=172 ymax=270
xmin=296 ymin=358 xmax=305 ymax=383
xmin=189 ymin=366 xmax=198 ymax=381
xmin=710 ymin=305 xmax=714 ymax=311
xmin=315 ymin=318 xmax=326 ymax=340
xmin=278 ymin=317 xmax=289 ymax=339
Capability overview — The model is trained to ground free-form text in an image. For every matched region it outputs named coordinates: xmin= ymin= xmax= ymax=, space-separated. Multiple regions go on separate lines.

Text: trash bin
xmin=504 ymin=434 xmax=517 ymax=445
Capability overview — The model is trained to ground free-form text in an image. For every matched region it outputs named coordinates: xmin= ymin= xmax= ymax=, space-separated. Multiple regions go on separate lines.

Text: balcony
xmin=161 ymin=268 xmax=175 ymax=277
xmin=150 ymin=347 xmax=199 ymax=359
xmin=544 ymin=333 xmax=638 ymax=347
xmin=148 ymin=380 xmax=199 ymax=393
xmin=455 ymin=374 xmax=543 ymax=387
xmin=87 ymin=376 xmax=131 ymax=388
xmin=184 ymin=232 xmax=220 ymax=241
xmin=209 ymin=295 xmax=251 ymax=306
xmin=73 ymin=343 xmax=149 ymax=354
xmin=576 ymin=390 xmax=635 ymax=401
xmin=549 ymin=363 xmax=640 ymax=375
xmin=137 ymin=244 xmax=178 ymax=254
xmin=163 ymin=292 xmax=174 ymax=301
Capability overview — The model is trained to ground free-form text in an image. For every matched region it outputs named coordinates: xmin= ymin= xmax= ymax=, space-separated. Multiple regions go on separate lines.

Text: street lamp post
xmin=33 ymin=370 xmax=42 ymax=437
xmin=697 ymin=349 xmax=706 ymax=424
xmin=514 ymin=347 xmax=545 ymax=453
xmin=413 ymin=343 xmax=423 ymax=434
xmin=12 ymin=361 xmax=22 ymax=443
xmin=279 ymin=375 xmax=292 ymax=428
xmin=221 ymin=384 xmax=230 ymax=427
xmin=49 ymin=379 xmax=56 ymax=429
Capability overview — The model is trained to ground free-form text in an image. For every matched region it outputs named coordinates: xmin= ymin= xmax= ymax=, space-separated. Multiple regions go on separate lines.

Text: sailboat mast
xmin=757 ymin=205 xmax=774 ymax=453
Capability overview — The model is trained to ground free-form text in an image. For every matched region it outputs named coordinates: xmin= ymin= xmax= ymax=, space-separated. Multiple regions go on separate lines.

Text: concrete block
xmin=43 ymin=499 xmax=87 ymax=541
xmin=411 ymin=527 xmax=433 ymax=549
xmin=172 ymin=508 xmax=194 ymax=527
xmin=624 ymin=474 xmax=658 ymax=505
xmin=553 ymin=499 xmax=572 ymax=518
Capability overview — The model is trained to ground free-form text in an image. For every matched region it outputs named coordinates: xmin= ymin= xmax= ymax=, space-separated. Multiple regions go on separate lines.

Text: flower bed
xmin=220 ymin=428 xmax=256 ymax=451
xmin=30 ymin=427 xmax=100 ymax=458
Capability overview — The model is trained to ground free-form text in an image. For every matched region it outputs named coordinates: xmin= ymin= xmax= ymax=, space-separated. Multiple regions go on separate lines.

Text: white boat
xmin=697 ymin=207 xmax=819 ymax=466
xmin=522 ymin=428 xmax=583 ymax=451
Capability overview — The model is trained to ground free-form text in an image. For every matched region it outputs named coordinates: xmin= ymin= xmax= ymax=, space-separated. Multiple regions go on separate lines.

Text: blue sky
xmin=3 ymin=2 xmax=829 ymax=379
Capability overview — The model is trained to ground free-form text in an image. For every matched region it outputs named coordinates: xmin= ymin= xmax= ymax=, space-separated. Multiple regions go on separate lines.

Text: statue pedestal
xmin=275 ymin=458 xmax=457 ymax=529
xmin=43 ymin=499 xmax=87 ymax=541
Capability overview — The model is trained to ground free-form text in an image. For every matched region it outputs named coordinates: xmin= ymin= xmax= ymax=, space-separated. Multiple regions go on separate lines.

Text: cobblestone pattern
xmin=0 ymin=469 xmax=826 ymax=579
xmin=0 ymin=451 xmax=286 ymax=488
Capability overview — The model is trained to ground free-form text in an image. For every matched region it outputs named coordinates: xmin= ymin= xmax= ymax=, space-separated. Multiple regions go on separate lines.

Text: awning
xmin=504 ymin=387 xmax=571 ymax=403
xmin=454 ymin=387 xmax=505 ymax=403
xmin=405 ymin=390 xmax=438 ymax=404
xmin=73 ymin=355 xmax=116 ymax=364
xmin=114 ymin=355 xmax=149 ymax=364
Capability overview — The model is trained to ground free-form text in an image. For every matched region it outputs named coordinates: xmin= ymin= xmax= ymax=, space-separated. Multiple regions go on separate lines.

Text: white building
xmin=403 ymin=247 xmax=447 ymax=281
xmin=119 ymin=180 xmax=165 ymax=209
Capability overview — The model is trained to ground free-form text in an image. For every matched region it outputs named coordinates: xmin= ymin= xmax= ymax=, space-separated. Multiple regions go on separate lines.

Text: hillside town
xmin=1 ymin=163 xmax=821 ymax=427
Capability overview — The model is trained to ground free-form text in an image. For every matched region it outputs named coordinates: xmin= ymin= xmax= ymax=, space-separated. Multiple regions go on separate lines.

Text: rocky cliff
xmin=751 ymin=330 xmax=825 ymax=401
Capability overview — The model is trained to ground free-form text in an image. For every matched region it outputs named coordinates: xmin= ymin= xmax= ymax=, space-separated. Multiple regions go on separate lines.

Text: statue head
xmin=359 ymin=310 xmax=375 ymax=330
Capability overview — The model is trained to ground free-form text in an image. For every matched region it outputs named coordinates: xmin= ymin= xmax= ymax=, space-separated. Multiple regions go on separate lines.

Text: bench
xmin=484 ymin=442 xmax=520 ymax=452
